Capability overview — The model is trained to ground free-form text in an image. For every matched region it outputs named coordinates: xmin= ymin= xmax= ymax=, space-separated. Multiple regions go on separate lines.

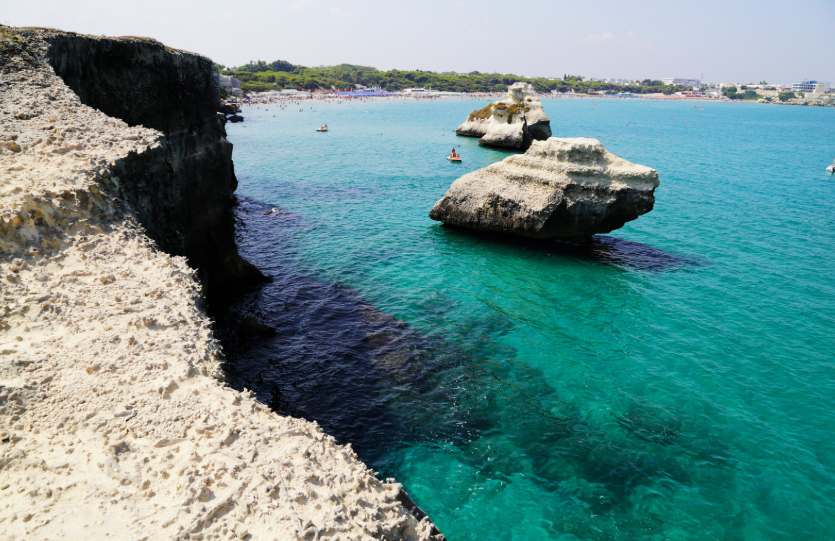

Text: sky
xmin=2 ymin=0 xmax=834 ymax=84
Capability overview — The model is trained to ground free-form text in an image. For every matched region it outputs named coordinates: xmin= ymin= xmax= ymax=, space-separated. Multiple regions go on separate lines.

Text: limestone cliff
xmin=43 ymin=30 xmax=264 ymax=302
xmin=456 ymin=82 xmax=551 ymax=149
xmin=0 ymin=26 xmax=443 ymax=541
xmin=430 ymin=137 xmax=659 ymax=240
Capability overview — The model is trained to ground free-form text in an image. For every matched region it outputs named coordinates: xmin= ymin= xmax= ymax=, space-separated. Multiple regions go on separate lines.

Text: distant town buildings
xmin=791 ymin=80 xmax=830 ymax=94
xmin=219 ymin=74 xmax=243 ymax=97
xmin=661 ymin=77 xmax=701 ymax=87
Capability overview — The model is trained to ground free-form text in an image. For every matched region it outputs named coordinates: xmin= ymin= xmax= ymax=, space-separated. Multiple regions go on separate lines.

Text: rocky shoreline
xmin=0 ymin=27 xmax=442 ymax=540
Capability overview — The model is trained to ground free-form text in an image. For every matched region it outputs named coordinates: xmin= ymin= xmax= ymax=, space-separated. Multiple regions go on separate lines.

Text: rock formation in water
xmin=429 ymin=137 xmax=659 ymax=239
xmin=0 ymin=26 xmax=443 ymax=541
xmin=456 ymin=82 xmax=551 ymax=149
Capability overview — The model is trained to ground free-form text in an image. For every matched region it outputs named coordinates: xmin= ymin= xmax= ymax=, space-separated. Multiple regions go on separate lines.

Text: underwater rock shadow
xmin=213 ymin=268 xmax=505 ymax=466
xmin=236 ymin=177 xmax=384 ymax=204
xmin=232 ymin=195 xmax=304 ymax=226
xmin=214 ymin=196 xmax=504 ymax=464
xmin=435 ymin=223 xmax=710 ymax=271
xmin=215 ymin=196 xmax=735 ymax=526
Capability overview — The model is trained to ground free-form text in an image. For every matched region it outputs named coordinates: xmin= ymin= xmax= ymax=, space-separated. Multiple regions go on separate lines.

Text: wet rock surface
xmin=430 ymin=137 xmax=660 ymax=240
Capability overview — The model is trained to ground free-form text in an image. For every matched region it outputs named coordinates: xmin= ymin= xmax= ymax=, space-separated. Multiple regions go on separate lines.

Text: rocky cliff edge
xmin=0 ymin=26 xmax=443 ymax=541
xmin=44 ymin=28 xmax=265 ymax=302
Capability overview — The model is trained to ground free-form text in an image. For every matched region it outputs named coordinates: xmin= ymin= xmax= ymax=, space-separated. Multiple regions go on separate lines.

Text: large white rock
xmin=456 ymin=82 xmax=551 ymax=149
xmin=430 ymin=137 xmax=660 ymax=239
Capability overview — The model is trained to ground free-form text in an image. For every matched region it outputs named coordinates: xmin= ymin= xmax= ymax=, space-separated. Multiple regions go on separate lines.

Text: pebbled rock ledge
xmin=0 ymin=27 xmax=443 ymax=540
xmin=456 ymin=82 xmax=551 ymax=149
xmin=430 ymin=137 xmax=659 ymax=240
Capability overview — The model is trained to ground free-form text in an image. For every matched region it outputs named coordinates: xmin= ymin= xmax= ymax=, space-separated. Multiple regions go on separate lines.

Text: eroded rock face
xmin=456 ymin=82 xmax=551 ymax=149
xmin=429 ymin=137 xmax=659 ymax=239
xmin=44 ymin=32 xmax=265 ymax=302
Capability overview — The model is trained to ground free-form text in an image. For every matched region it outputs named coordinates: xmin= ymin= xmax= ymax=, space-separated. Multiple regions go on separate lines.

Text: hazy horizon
xmin=4 ymin=0 xmax=834 ymax=84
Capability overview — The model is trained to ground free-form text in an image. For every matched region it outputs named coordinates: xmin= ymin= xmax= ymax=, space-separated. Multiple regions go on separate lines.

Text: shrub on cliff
xmin=467 ymin=104 xmax=494 ymax=122
xmin=506 ymin=102 xmax=523 ymax=123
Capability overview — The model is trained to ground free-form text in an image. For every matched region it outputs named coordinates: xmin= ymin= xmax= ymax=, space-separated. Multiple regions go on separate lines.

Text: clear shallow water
xmin=220 ymin=98 xmax=835 ymax=540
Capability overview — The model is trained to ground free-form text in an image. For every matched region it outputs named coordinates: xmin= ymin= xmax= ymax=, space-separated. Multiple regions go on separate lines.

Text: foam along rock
xmin=429 ymin=137 xmax=659 ymax=240
xmin=456 ymin=82 xmax=551 ymax=149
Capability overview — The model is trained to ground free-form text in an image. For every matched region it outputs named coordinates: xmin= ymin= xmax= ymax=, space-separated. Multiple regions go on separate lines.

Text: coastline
xmin=0 ymin=27 xmax=442 ymax=540
xmin=227 ymin=90 xmax=832 ymax=108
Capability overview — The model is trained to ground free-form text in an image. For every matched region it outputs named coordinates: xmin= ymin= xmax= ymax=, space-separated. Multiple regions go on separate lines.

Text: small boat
xmin=827 ymin=160 xmax=835 ymax=172
xmin=447 ymin=155 xmax=462 ymax=162
xmin=316 ymin=126 xmax=328 ymax=132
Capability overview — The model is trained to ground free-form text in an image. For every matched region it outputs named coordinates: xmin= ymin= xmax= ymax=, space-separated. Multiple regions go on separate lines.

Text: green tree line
xmin=220 ymin=60 xmax=693 ymax=95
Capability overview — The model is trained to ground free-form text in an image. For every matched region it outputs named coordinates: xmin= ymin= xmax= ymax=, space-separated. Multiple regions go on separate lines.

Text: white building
xmin=791 ymin=80 xmax=830 ymax=94
xmin=218 ymin=75 xmax=240 ymax=89
xmin=661 ymin=77 xmax=701 ymax=87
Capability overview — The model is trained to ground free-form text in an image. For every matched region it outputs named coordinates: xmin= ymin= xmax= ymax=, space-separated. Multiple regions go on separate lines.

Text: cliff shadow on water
xmin=213 ymin=196 xmax=736 ymax=535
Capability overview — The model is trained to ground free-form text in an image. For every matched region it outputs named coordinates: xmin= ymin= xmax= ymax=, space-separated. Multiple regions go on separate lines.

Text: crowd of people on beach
xmin=224 ymin=90 xmax=730 ymax=109
xmin=223 ymin=90 xmax=514 ymax=108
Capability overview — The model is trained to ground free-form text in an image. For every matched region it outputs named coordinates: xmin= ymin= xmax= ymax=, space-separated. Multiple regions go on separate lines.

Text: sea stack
xmin=430 ymin=137 xmax=659 ymax=240
xmin=456 ymin=82 xmax=551 ymax=149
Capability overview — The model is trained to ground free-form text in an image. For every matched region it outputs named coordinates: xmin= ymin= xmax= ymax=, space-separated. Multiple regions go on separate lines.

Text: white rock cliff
xmin=0 ymin=27 xmax=442 ymax=541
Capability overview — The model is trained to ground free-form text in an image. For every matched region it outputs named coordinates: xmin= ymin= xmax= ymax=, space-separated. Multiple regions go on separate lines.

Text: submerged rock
xmin=429 ymin=137 xmax=659 ymax=240
xmin=240 ymin=316 xmax=277 ymax=337
xmin=456 ymin=82 xmax=551 ymax=149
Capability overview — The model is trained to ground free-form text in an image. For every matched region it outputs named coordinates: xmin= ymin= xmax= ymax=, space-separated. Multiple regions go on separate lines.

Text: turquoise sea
xmin=221 ymin=98 xmax=835 ymax=540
